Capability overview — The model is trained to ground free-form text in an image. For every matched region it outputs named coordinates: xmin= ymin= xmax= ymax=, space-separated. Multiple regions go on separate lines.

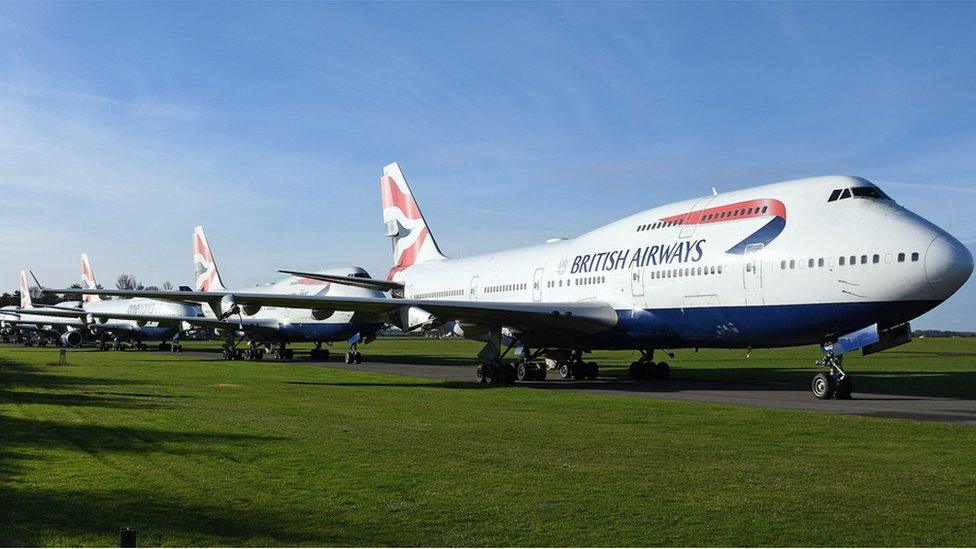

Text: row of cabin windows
xmin=779 ymin=252 xmax=919 ymax=270
xmin=827 ymin=186 xmax=890 ymax=202
xmin=637 ymin=219 xmax=683 ymax=232
xmin=701 ymin=205 xmax=768 ymax=222
xmin=635 ymin=205 xmax=772 ymax=232
xmin=546 ymin=275 xmax=607 ymax=288
xmin=414 ymin=289 xmax=465 ymax=299
xmin=486 ymin=283 xmax=527 ymax=294
xmin=637 ymin=264 xmax=724 ymax=281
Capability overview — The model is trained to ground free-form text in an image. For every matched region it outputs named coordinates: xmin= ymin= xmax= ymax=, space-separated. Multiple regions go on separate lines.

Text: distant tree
xmin=162 ymin=281 xmax=173 ymax=290
xmin=0 ymin=292 xmax=12 ymax=307
xmin=144 ymin=285 xmax=160 ymax=291
xmin=116 ymin=274 xmax=141 ymax=290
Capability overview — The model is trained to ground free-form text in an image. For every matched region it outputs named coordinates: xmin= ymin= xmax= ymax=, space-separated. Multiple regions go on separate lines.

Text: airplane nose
xmin=925 ymin=234 xmax=974 ymax=298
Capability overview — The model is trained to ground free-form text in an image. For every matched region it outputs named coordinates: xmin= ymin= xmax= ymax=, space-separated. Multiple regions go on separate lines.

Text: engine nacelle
xmin=242 ymin=304 xmax=261 ymax=316
xmin=219 ymin=294 xmax=239 ymax=318
xmin=60 ymin=331 xmax=83 ymax=348
xmin=398 ymin=306 xmax=435 ymax=331
xmin=311 ymin=309 xmax=335 ymax=321
xmin=452 ymin=322 xmax=494 ymax=338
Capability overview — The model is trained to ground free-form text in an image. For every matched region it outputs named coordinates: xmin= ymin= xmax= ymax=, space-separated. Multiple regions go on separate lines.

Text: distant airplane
xmin=51 ymin=227 xmax=388 ymax=362
xmin=14 ymin=255 xmax=202 ymax=350
xmin=1 ymin=271 xmax=86 ymax=347
xmin=57 ymin=164 xmax=974 ymax=398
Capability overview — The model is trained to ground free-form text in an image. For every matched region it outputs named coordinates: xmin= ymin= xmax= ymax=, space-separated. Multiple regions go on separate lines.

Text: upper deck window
xmin=851 ymin=187 xmax=890 ymax=200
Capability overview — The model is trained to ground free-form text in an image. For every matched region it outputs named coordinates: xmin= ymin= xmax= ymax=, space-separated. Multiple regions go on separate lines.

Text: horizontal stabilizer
xmin=277 ymin=270 xmax=404 ymax=292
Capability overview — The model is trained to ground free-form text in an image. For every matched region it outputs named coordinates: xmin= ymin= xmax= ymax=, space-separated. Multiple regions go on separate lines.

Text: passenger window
xmin=818 ymin=258 xmax=825 ymax=267
xmin=911 ymin=252 xmax=919 ymax=262
xmin=850 ymin=255 xmax=856 ymax=266
xmin=828 ymin=189 xmax=842 ymax=202
xmin=808 ymin=258 xmax=815 ymax=268
xmin=761 ymin=206 xmax=768 ymax=213
xmin=839 ymin=256 xmax=845 ymax=266
xmin=718 ymin=265 xmax=723 ymax=274
xmin=872 ymin=254 xmax=880 ymax=264
xmin=897 ymin=253 xmax=905 ymax=262
xmin=789 ymin=260 xmax=796 ymax=269
xmin=885 ymin=253 xmax=892 ymax=264
xmin=861 ymin=255 xmax=868 ymax=264
xmin=780 ymin=260 xmax=787 ymax=269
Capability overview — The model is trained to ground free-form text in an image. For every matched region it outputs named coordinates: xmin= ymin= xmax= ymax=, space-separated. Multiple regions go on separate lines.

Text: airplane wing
xmin=47 ymin=287 xmax=618 ymax=334
xmin=276 ymin=270 xmax=404 ymax=292
xmin=7 ymin=307 xmax=282 ymax=336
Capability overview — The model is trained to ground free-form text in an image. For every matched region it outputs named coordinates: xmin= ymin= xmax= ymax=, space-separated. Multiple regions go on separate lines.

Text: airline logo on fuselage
xmin=571 ymin=240 xmax=706 ymax=274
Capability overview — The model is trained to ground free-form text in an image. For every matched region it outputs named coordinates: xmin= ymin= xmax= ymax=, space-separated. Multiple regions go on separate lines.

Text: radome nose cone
xmin=925 ymin=234 xmax=974 ymax=298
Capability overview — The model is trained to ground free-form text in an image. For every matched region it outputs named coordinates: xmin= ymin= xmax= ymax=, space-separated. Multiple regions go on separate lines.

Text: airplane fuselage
xmin=395 ymin=176 xmax=973 ymax=350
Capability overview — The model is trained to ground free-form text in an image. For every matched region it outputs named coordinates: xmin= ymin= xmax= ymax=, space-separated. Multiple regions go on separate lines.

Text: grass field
xmin=2 ymin=339 xmax=976 ymax=546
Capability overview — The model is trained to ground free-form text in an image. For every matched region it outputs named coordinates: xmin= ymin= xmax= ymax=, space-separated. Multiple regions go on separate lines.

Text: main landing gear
xmin=628 ymin=350 xmax=670 ymax=381
xmin=309 ymin=342 xmax=330 ymax=360
xmin=554 ymin=351 xmax=598 ymax=381
xmin=343 ymin=345 xmax=363 ymax=364
xmin=812 ymin=352 xmax=853 ymax=400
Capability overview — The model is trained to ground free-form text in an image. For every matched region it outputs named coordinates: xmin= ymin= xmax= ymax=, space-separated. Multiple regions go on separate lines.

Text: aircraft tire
xmin=835 ymin=376 xmax=853 ymax=399
xmin=534 ymin=365 xmax=547 ymax=381
xmin=586 ymin=361 xmax=599 ymax=380
xmin=559 ymin=363 xmax=571 ymax=379
xmin=344 ymin=352 xmax=353 ymax=364
xmin=354 ymin=352 xmax=363 ymax=364
xmin=656 ymin=362 xmax=670 ymax=381
xmin=812 ymin=373 xmax=835 ymax=400
xmin=475 ymin=365 xmax=486 ymax=383
xmin=516 ymin=363 xmax=529 ymax=381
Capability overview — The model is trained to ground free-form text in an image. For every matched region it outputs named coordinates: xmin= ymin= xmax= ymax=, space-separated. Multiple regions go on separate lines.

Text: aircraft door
xmin=469 ymin=276 xmax=480 ymax=301
xmin=532 ymin=268 xmax=544 ymax=302
xmin=680 ymin=197 xmax=714 ymax=238
xmin=631 ymin=267 xmax=644 ymax=297
xmin=743 ymin=243 xmax=763 ymax=291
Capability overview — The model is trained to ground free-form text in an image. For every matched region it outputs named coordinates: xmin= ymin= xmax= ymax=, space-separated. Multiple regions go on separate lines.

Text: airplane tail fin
xmin=80 ymin=253 xmax=102 ymax=304
xmin=19 ymin=270 xmax=32 ymax=309
xmin=193 ymin=225 xmax=226 ymax=292
xmin=380 ymin=162 xmax=446 ymax=279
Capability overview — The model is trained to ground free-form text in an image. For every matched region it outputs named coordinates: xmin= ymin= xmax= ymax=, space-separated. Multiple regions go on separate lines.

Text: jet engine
xmin=311 ymin=309 xmax=335 ymax=321
xmin=219 ymin=295 xmax=240 ymax=318
xmin=60 ymin=331 xmax=83 ymax=348
xmin=398 ymin=306 xmax=436 ymax=331
xmin=242 ymin=304 xmax=261 ymax=316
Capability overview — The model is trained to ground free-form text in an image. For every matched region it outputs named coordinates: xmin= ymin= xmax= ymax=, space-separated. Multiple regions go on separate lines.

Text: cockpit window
xmin=839 ymin=188 xmax=852 ymax=199
xmin=827 ymin=189 xmax=842 ymax=202
xmin=851 ymin=186 xmax=889 ymax=200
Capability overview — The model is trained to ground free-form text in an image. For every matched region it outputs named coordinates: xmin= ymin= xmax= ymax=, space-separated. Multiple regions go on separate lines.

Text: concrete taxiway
xmin=319 ymin=360 xmax=976 ymax=426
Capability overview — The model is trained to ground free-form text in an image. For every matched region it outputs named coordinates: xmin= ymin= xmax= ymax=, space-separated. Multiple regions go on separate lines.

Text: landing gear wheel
xmin=344 ymin=351 xmax=354 ymax=364
xmin=585 ymin=361 xmax=599 ymax=380
xmin=629 ymin=361 xmax=644 ymax=380
xmin=559 ymin=362 xmax=571 ymax=379
xmin=812 ymin=373 xmax=835 ymax=400
xmin=475 ymin=364 xmax=487 ymax=383
xmin=655 ymin=362 xmax=670 ymax=381
xmin=835 ymin=376 xmax=853 ymax=399
xmin=502 ymin=364 xmax=516 ymax=384
xmin=533 ymin=366 xmax=547 ymax=381
xmin=354 ymin=351 xmax=363 ymax=364
xmin=221 ymin=348 xmax=232 ymax=360
xmin=517 ymin=362 xmax=530 ymax=382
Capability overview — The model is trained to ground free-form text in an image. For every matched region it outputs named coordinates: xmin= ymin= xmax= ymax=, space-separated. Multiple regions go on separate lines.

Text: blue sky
xmin=0 ymin=2 xmax=973 ymax=329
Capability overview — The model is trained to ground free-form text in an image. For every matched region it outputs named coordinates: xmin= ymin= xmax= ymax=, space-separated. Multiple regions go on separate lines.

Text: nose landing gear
xmin=813 ymin=353 xmax=853 ymax=399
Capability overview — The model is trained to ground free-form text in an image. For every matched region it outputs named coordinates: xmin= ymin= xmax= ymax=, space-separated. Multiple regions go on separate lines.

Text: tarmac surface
xmin=318 ymin=359 xmax=976 ymax=426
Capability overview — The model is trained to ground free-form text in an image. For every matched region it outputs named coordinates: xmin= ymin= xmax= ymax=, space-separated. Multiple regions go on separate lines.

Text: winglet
xmin=193 ymin=226 xmax=227 ymax=292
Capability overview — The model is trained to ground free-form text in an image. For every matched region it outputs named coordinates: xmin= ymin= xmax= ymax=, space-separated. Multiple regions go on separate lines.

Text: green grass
xmin=1 ymin=340 xmax=976 ymax=546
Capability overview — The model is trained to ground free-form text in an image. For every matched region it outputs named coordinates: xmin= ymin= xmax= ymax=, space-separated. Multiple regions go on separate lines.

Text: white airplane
xmin=1 ymin=271 xmax=87 ymax=347
xmin=53 ymin=227 xmax=389 ymax=361
xmin=16 ymin=255 xmax=203 ymax=350
xmin=58 ymin=164 xmax=974 ymax=399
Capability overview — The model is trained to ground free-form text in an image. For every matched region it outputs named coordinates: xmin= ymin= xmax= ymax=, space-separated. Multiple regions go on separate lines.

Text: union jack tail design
xmin=80 ymin=253 xmax=102 ymax=304
xmin=19 ymin=270 xmax=32 ymax=309
xmin=193 ymin=226 xmax=226 ymax=292
xmin=381 ymin=162 xmax=445 ymax=280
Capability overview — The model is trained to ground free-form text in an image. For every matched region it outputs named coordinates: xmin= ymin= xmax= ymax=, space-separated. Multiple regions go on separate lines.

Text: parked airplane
xmin=55 ymin=164 xmax=974 ymax=398
xmin=51 ymin=227 xmax=388 ymax=361
xmin=14 ymin=256 xmax=203 ymax=350
xmin=2 ymin=271 xmax=86 ymax=347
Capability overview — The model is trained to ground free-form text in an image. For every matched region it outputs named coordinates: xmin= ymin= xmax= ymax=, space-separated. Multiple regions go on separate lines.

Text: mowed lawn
xmin=1 ymin=341 xmax=976 ymax=546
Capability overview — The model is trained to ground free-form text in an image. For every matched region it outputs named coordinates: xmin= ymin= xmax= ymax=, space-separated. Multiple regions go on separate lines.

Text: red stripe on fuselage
xmin=659 ymin=198 xmax=786 ymax=225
